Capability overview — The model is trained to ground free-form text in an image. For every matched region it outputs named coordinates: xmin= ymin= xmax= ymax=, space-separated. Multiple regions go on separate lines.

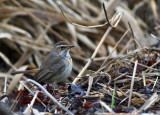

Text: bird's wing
xmin=35 ymin=51 xmax=65 ymax=82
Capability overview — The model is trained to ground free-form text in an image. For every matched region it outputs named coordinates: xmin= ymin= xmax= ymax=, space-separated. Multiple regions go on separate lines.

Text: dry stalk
xmin=100 ymin=28 xmax=129 ymax=68
xmin=8 ymin=50 xmax=33 ymax=73
xmin=128 ymin=60 xmax=138 ymax=108
xmin=138 ymin=92 xmax=158 ymax=113
xmin=94 ymin=28 xmax=129 ymax=75
xmin=23 ymin=91 xmax=39 ymax=115
xmin=113 ymin=72 xmax=128 ymax=81
xmin=142 ymin=71 xmax=146 ymax=87
xmin=59 ymin=5 xmax=109 ymax=28
xmin=19 ymin=81 xmax=48 ymax=110
xmin=86 ymin=76 xmax=93 ymax=96
xmin=119 ymin=37 xmax=134 ymax=55
xmin=150 ymin=0 xmax=159 ymax=21
xmin=3 ymin=76 xmax=7 ymax=95
xmin=0 ymin=52 xmax=17 ymax=71
xmin=27 ymin=79 xmax=74 ymax=115
xmin=7 ymin=66 xmax=28 ymax=93
xmin=12 ymin=0 xmax=66 ymax=41
xmin=9 ymin=89 xmax=23 ymax=112
xmin=72 ymin=11 xmax=123 ymax=84
xmin=127 ymin=59 xmax=157 ymax=71
xmin=151 ymin=76 xmax=158 ymax=91
xmin=128 ymin=22 xmax=142 ymax=49
xmin=99 ymin=101 xmax=115 ymax=113
xmin=145 ymin=59 xmax=160 ymax=72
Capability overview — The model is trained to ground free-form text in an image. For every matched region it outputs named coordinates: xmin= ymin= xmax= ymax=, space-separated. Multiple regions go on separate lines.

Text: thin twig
xmin=113 ymin=72 xmax=128 ymax=81
xmin=128 ymin=22 xmax=142 ymax=49
xmin=102 ymin=3 xmax=112 ymax=27
xmin=59 ymin=5 xmax=109 ymax=28
xmin=27 ymin=79 xmax=73 ymax=115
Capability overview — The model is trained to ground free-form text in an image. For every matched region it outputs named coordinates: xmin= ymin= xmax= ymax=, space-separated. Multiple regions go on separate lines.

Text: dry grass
xmin=0 ymin=0 xmax=160 ymax=114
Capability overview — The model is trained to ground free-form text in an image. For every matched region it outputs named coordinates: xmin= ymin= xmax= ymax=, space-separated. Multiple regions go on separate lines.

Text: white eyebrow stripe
xmin=57 ymin=45 xmax=68 ymax=48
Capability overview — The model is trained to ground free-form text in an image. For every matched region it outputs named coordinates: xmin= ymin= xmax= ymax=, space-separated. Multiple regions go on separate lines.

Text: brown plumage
xmin=35 ymin=41 xmax=74 ymax=84
xmin=11 ymin=41 xmax=74 ymax=85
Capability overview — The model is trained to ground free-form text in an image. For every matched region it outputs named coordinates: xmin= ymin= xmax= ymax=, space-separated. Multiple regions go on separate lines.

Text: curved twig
xmin=59 ymin=5 xmax=109 ymax=28
xmin=27 ymin=79 xmax=73 ymax=115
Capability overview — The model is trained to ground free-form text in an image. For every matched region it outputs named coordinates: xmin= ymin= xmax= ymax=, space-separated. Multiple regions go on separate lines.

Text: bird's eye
xmin=61 ymin=46 xmax=65 ymax=50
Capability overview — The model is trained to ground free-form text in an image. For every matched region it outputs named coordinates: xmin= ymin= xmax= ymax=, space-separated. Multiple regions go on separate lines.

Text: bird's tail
xmin=11 ymin=69 xmax=39 ymax=75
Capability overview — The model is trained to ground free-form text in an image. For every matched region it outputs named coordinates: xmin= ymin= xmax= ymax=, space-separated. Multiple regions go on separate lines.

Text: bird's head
xmin=53 ymin=41 xmax=74 ymax=56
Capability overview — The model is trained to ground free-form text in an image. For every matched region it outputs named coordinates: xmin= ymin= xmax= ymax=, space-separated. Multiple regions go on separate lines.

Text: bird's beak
xmin=68 ymin=45 xmax=75 ymax=49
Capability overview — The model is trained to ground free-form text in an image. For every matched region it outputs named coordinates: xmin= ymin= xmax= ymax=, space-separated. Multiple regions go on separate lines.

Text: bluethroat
xmin=11 ymin=41 xmax=74 ymax=85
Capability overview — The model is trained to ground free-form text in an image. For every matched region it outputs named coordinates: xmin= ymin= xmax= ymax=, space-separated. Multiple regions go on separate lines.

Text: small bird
xmin=11 ymin=41 xmax=74 ymax=85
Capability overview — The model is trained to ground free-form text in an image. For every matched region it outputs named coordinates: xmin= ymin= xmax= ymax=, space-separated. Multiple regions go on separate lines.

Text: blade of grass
xmin=111 ymin=85 xmax=115 ymax=110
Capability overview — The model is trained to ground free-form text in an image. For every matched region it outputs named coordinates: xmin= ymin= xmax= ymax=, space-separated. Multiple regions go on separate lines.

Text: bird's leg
xmin=46 ymin=83 xmax=56 ymax=94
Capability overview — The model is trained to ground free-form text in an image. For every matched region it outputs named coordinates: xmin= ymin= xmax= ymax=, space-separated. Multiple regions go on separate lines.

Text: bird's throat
xmin=60 ymin=50 xmax=72 ymax=63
